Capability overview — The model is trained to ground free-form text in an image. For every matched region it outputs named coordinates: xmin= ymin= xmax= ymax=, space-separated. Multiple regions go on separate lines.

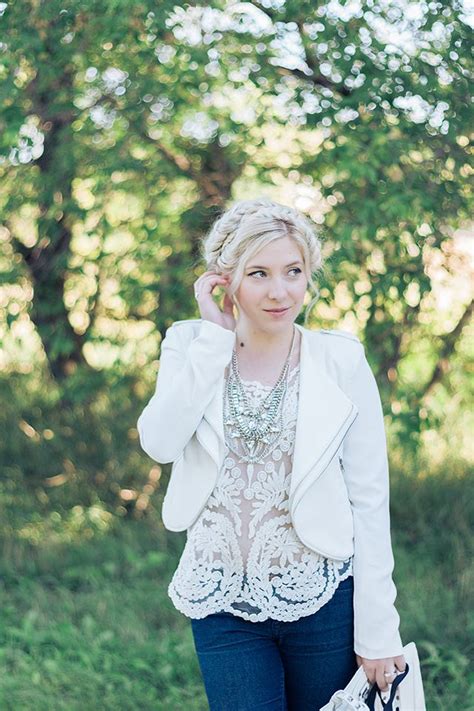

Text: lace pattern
xmin=168 ymin=361 xmax=353 ymax=622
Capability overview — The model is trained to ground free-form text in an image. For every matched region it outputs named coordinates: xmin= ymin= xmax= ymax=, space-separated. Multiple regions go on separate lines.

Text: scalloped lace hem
xmin=168 ymin=567 xmax=353 ymax=623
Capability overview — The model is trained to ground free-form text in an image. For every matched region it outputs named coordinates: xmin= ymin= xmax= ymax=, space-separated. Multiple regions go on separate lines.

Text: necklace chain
xmin=223 ymin=326 xmax=296 ymax=463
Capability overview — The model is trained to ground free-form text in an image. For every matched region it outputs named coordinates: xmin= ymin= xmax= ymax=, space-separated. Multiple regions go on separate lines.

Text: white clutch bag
xmin=319 ymin=641 xmax=426 ymax=711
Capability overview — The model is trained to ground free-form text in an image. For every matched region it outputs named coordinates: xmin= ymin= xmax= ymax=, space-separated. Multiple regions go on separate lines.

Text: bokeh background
xmin=0 ymin=1 xmax=473 ymax=708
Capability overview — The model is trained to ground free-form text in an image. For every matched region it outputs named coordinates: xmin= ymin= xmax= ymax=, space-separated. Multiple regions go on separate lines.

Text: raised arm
xmin=137 ymin=320 xmax=235 ymax=463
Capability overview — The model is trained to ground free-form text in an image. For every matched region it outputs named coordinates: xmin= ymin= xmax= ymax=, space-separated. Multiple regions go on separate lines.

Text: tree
xmin=0 ymin=1 xmax=471 ymax=449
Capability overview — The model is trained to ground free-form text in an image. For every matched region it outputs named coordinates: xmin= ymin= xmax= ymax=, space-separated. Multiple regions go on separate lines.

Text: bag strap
xmin=366 ymin=663 xmax=410 ymax=711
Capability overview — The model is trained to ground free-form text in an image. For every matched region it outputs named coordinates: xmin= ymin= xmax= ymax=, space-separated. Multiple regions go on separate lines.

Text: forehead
xmin=246 ymin=236 xmax=304 ymax=266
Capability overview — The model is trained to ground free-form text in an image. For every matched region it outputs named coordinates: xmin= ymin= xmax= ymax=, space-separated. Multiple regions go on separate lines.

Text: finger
xmin=394 ymin=655 xmax=407 ymax=673
xmin=376 ymin=671 xmax=390 ymax=693
xmin=222 ymin=293 xmax=234 ymax=315
xmin=195 ymin=275 xmax=228 ymax=297
xmin=194 ymin=271 xmax=223 ymax=287
xmin=362 ymin=664 xmax=375 ymax=686
xmin=198 ymin=271 xmax=227 ymax=281
xmin=200 ymin=274 xmax=228 ymax=289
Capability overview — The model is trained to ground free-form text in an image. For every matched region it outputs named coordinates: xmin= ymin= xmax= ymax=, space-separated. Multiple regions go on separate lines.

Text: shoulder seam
xmin=170 ymin=318 xmax=201 ymax=327
xmin=319 ymin=328 xmax=361 ymax=343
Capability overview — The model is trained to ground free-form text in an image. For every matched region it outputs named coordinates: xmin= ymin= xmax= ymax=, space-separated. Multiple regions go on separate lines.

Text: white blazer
xmin=137 ymin=318 xmax=404 ymax=660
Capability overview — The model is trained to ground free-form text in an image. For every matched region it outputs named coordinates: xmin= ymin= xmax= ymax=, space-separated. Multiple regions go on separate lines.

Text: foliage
xmin=0 ymin=0 xmax=471 ymax=446
xmin=0 ymin=458 xmax=472 ymax=709
xmin=0 ymin=4 xmax=472 ymax=705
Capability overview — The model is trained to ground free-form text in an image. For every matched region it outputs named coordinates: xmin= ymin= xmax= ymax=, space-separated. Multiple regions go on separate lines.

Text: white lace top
xmin=168 ymin=358 xmax=353 ymax=622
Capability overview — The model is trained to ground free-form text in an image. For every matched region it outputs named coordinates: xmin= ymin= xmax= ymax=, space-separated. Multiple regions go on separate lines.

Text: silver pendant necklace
xmin=223 ymin=326 xmax=296 ymax=463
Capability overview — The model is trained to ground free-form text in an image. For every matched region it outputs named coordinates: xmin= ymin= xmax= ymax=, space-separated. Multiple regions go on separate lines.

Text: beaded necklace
xmin=223 ymin=326 xmax=296 ymax=464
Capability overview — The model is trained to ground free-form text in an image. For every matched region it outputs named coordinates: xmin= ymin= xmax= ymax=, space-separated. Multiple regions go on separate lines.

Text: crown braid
xmin=202 ymin=197 xmax=323 ymax=274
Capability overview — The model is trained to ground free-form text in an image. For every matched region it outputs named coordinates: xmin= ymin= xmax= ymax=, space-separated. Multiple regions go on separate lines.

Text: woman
xmin=137 ymin=197 xmax=406 ymax=710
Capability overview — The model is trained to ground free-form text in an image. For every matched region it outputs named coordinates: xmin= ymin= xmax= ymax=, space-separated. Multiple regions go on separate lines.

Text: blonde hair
xmin=200 ymin=197 xmax=324 ymax=327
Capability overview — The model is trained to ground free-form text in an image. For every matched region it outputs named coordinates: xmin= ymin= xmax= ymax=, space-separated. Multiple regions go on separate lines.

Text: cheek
xmin=236 ymin=281 xmax=259 ymax=305
xmin=293 ymin=279 xmax=308 ymax=300
xmin=236 ymin=278 xmax=307 ymax=305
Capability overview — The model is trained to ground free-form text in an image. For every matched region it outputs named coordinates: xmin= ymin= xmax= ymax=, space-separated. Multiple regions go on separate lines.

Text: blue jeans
xmin=190 ymin=574 xmax=358 ymax=710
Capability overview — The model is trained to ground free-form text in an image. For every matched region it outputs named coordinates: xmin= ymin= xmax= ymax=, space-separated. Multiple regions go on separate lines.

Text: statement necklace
xmin=223 ymin=326 xmax=296 ymax=463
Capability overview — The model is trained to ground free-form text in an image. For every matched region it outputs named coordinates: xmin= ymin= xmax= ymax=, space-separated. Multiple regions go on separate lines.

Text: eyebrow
xmin=246 ymin=260 xmax=304 ymax=270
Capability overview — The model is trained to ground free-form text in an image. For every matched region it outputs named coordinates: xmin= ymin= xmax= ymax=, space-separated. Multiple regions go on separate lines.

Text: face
xmin=233 ymin=235 xmax=308 ymax=332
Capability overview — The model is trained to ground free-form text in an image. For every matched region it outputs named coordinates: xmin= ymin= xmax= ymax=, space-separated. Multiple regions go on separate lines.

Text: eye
xmin=247 ymin=268 xmax=303 ymax=278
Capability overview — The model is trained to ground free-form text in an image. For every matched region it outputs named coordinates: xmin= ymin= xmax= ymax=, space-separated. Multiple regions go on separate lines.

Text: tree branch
xmin=294 ymin=19 xmax=352 ymax=96
xmin=423 ymin=297 xmax=473 ymax=397
xmin=242 ymin=4 xmax=352 ymax=96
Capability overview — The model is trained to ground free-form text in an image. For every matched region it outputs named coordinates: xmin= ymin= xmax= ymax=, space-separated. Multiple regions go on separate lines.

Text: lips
xmin=264 ymin=307 xmax=289 ymax=313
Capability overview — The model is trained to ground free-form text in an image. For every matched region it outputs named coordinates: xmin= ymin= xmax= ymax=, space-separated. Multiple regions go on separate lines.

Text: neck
xmin=234 ymin=320 xmax=296 ymax=359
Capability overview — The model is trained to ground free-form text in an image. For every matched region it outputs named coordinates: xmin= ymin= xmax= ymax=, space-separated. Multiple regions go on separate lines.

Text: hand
xmin=193 ymin=270 xmax=236 ymax=332
xmin=356 ymin=654 xmax=407 ymax=693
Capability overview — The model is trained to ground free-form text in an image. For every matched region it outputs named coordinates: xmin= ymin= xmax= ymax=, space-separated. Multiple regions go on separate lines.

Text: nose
xmin=267 ymin=277 xmax=288 ymax=300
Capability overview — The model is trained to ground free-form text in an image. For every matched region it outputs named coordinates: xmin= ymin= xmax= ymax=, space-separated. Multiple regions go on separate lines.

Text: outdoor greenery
xmin=0 ymin=1 xmax=472 ymax=709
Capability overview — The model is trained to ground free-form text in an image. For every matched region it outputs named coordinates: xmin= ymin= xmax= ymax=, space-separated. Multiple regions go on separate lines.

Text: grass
xmin=0 ymin=516 xmax=206 ymax=710
xmin=0 ymin=465 xmax=473 ymax=711
xmin=0 ymin=370 xmax=472 ymax=710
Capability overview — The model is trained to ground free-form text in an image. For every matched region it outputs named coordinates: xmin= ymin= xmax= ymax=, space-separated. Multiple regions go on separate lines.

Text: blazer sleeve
xmin=341 ymin=344 xmax=404 ymax=660
xmin=137 ymin=319 xmax=236 ymax=464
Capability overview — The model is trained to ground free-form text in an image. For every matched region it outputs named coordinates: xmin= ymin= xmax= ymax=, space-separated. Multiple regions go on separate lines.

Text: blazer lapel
xmin=200 ymin=370 xmax=227 ymax=466
xmin=200 ymin=323 xmax=358 ymax=502
xmin=288 ymin=324 xmax=358 ymax=511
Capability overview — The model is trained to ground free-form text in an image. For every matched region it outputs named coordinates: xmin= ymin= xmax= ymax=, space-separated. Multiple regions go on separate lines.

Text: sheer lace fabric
xmin=168 ymin=360 xmax=353 ymax=622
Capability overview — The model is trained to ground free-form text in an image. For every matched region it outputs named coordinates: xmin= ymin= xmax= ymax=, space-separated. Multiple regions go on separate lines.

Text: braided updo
xmin=200 ymin=197 xmax=324 ymax=326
